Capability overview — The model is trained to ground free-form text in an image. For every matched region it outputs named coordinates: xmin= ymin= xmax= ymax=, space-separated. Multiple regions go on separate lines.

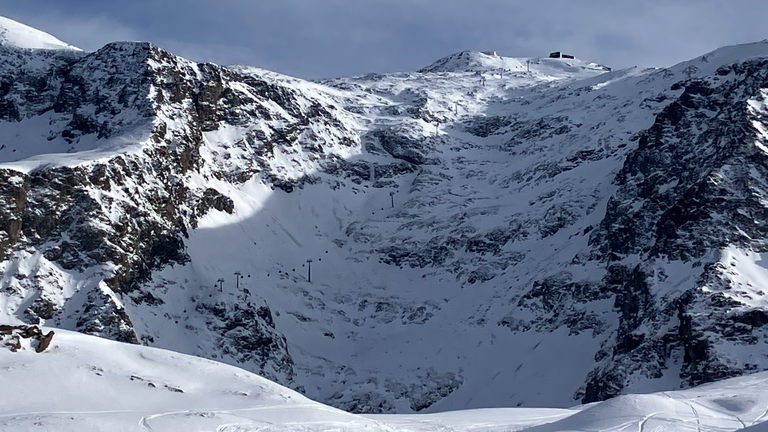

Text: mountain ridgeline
xmin=2 ymin=16 xmax=768 ymax=413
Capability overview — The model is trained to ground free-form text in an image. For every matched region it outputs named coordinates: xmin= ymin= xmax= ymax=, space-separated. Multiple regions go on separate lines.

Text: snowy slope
xmin=418 ymin=50 xmax=610 ymax=76
xmin=0 ymin=16 xmax=80 ymax=51
xmin=0 ymin=329 xmax=389 ymax=432
xmin=3 ymin=14 xmax=768 ymax=417
xmin=3 ymin=329 xmax=768 ymax=432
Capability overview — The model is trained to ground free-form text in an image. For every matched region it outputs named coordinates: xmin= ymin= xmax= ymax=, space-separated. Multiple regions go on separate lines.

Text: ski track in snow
xmin=138 ymin=404 xmax=363 ymax=432
xmin=754 ymin=408 xmax=768 ymax=427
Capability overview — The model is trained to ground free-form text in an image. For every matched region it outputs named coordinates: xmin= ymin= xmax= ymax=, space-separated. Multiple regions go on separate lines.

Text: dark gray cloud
xmin=2 ymin=0 xmax=767 ymax=79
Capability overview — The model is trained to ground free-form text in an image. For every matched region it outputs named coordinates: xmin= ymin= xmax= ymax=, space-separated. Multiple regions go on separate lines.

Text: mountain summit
xmin=418 ymin=49 xmax=610 ymax=76
xmin=0 ymin=16 xmax=80 ymax=51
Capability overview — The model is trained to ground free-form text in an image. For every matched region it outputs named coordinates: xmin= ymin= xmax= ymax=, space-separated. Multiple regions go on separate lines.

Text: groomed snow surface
xmin=2 ymin=331 xmax=768 ymax=432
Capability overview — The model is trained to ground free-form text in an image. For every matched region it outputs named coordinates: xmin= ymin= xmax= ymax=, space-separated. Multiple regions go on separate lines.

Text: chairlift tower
xmin=217 ymin=278 xmax=225 ymax=292
xmin=389 ymin=191 xmax=395 ymax=208
xmin=306 ymin=259 xmax=313 ymax=283
xmin=234 ymin=271 xmax=242 ymax=290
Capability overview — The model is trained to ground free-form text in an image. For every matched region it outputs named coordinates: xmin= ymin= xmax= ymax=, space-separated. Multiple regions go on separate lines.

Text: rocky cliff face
xmin=3 ymin=20 xmax=768 ymax=413
xmin=582 ymin=57 xmax=768 ymax=401
xmin=0 ymin=40 xmax=361 ymax=388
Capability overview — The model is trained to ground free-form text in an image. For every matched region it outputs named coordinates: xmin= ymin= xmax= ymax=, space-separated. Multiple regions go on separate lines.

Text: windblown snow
xmin=0 ymin=16 xmax=80 ymax=51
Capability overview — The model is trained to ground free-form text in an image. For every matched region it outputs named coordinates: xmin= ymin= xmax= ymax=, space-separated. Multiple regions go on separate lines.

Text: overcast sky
xmin=2 ymin=1 xmax=767 ymax=79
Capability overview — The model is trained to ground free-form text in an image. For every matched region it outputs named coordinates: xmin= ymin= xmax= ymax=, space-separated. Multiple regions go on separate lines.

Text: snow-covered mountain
xmin=3 ymin=14 xmax=768 ymax=417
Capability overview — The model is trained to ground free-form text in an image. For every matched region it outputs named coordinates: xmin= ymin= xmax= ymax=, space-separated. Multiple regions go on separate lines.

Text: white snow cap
xmin=669 ymin=39 xmax=768 ymax=77
xmin=419 ymin=50 xmax=611 ymax=75
xmin=0 ymin=15 xmax=81 ymax=51
xmin=419 ymin=50 xmax=527 ymax=73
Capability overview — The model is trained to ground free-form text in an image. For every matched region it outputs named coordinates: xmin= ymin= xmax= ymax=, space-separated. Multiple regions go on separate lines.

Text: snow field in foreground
xmin=3 ymin=330 xmax=768 ymax=431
